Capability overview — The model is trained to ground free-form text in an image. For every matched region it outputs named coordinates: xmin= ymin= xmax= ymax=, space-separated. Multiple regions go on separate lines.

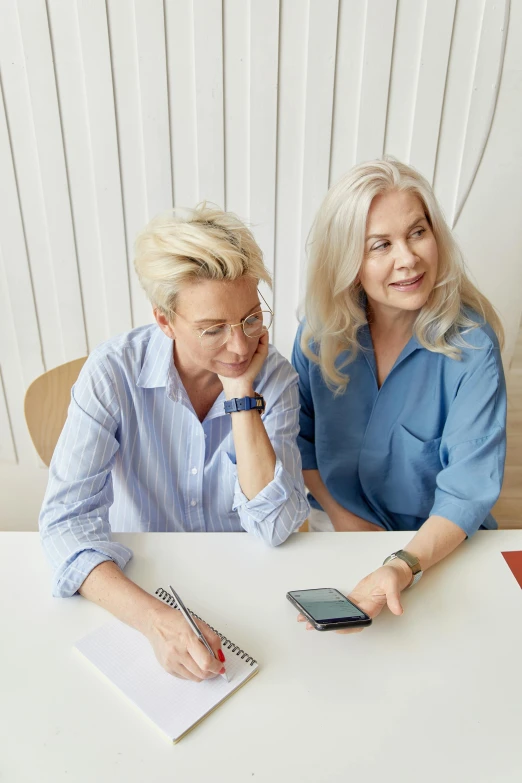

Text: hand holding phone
xmin=287 ymin=588 xmax=372 ymax=631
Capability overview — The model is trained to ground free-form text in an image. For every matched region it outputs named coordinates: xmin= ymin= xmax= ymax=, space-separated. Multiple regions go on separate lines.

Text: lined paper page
xmin=75 ymin=620 xmax=258 ymax=742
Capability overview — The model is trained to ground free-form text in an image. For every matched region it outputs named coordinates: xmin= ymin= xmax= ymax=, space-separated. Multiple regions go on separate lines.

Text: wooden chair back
xmin=24 ymin=357 xmax=87 ymax=466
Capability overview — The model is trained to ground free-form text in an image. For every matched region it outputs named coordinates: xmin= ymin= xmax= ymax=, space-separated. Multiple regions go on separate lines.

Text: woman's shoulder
xmin=459 ymin=309 xmax=501 ymax=349
xmin=81 ymin=325 xmax=160 ymax=382
xmin=457 ymin=310 xmax=502 ymax=359
xmin=448 ymin=310 xmax=503 ymax=379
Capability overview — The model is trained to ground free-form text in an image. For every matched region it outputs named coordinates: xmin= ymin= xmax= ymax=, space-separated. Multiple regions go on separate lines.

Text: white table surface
xmin=2 ymin=530 xmax=522 ymax=783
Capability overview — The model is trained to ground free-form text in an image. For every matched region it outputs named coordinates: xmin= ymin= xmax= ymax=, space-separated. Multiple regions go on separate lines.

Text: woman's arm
xmin=354 ymin=515 xmax=466 ymax=613
xmin=219 ymin=333 xmax=309 ymax=545
xmin=303 ymin=469 xmax=384 ymax=532
xmin=398 ymin=515 xmax=467 ymax=575
xmin=39 ymin=355 xmax=132 ymax=598
xmin=298 ymin=515 xmax=467 ymax=632
xmin=220 ymin=333 xmax=276 ymax=500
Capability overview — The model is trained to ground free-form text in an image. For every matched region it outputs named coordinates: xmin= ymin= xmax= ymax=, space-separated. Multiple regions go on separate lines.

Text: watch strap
xmin=224 ymin=393 xmax=265 ymax=414
xmin=383 ymin=550 xmax=422 ymax=587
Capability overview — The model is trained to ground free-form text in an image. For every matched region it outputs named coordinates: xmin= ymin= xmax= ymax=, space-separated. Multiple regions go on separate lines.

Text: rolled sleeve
xmin=232 ymin=457 xmax=295 ymax=515
xmin=291 ymin=324 xmax=318 ymax=470
xmin=49 ymin=542 xmax=133 ymax=598
xmin=429 ymin=343 xmax=506 ymax=536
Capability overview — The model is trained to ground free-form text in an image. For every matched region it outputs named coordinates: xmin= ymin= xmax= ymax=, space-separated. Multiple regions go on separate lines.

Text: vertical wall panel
xmin=249 ymin=0 xmax=280 ymax=301
xmin=356 ymin=0 xmax=397 ymax=162
xmin=106 ymin=0 xmax=150 ymax=329
xmin=14 ymin=0 xmax=87 ymax=362
xmin=384 ymin=0 xmax=426 ymax=165
xmin=385 ymin=0 xmax=456 ymax=184
xmin=453 ymin=0 xmax=510 ymax=223
xmin=434 ymin=0 xmax=486 ymax=224
xmin=223 ymin=0 xmax=249 ymax=219
xmin=134 ymin=0 xmax=173 ymax=218
xmin=0 ymin=0 xmax=82 ymax=370
xmin=329 ymin=0 xmax=366 ymax=185
xmin=75 ymin=0 xmax=132 ymax=335
xmin=0 ymin=368 xmax=17 ymax=465
xmin=408 ymin=0 xmax=456 ymax=183
xmin=165 ymin=0 xmax=198 ymax=209
xmin=50 ymin=0 xmax=114 ymax=350
xmin=107 ymin=0 xmax=169 ymax=328
xmin=273 ymin=0 xmax=308 ymax=359
xmin=193 ymin=0 xmax=225 ymax=206
xmin=0 ymin=247 xmax=38 ymax=465
xmin=299 ymin=0 xmax=339 ymax=285
xmin=0 ymin=85 xmax=45 ymax=388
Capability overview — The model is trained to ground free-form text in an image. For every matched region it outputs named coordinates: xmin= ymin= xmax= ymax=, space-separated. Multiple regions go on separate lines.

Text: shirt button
xmin=191 ymin=467 xmax=198 ymax=475
xmin=190 ymin=500 xmax=197 ymax=507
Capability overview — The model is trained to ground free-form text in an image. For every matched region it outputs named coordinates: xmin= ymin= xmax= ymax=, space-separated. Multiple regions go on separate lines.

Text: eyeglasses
xmin=174 ymin=290 xmax=274 ymax=351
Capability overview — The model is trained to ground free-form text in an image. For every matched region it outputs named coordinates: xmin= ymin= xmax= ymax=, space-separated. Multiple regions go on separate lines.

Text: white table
xmin=2 ymin=531 xmax=522 ymax=783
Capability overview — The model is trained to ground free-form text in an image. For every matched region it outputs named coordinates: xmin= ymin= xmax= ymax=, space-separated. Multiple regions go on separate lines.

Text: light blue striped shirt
xmin=40 ymin=325 xmax=309 ymax=597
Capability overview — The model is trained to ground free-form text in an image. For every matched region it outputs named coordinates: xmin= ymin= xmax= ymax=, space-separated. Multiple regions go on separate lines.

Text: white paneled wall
xmin=1 ymin=0 xmax=522 ymax=526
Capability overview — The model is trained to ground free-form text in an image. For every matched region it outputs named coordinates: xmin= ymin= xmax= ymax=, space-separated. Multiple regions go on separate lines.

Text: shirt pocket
xmin=386 ymin=425 xmax=442 ymax=518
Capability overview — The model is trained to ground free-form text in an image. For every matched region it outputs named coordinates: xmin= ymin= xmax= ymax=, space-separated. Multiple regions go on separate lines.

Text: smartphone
xmin=287 ymin=588 xmax=372 ymax=631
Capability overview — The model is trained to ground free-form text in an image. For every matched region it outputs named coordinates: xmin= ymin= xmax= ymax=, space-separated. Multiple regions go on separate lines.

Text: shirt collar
xmin=136 ymin=327 xmax=226 ymax=414
xmin=137 ymin=327 xmax=177 ymax=389
xmin=358 ymin=321 xmax=422 ymax=371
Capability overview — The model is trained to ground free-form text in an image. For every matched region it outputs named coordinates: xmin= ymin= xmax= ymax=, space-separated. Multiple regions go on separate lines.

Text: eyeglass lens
xmin=200 ymin=310 xmax=272 ymax=349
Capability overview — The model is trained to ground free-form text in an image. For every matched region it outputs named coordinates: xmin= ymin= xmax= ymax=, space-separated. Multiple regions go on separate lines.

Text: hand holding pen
xmin=145 ymin=588 xmax=227 ymax=682
xmin=169 ymin=586 xmax=228 ymax=682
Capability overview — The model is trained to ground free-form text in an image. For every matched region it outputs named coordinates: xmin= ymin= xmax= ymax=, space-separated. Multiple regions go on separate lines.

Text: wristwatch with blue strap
xmin=224 ymin=392 xmax=266 ymax=415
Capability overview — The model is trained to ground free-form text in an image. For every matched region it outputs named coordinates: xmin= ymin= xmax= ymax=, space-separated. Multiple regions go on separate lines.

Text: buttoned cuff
xmin=51 ymin=543 xmax=133 ymax=598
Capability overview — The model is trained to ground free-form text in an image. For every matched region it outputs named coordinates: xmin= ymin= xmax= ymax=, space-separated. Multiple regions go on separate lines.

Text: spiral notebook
xmin=75 ymin=587 xmax=259 ymax=743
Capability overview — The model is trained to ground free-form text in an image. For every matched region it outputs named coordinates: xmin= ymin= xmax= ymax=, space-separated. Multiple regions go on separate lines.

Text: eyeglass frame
xmin=171 ymin=289 xmax=274 ymax=351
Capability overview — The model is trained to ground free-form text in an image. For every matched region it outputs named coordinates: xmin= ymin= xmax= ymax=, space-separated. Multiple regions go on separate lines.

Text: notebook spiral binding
xmin=155 ymin=587 xmax=257 ymax=666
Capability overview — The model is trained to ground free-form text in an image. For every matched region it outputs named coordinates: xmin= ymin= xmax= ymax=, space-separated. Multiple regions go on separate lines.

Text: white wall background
xmin=1 ymin=0 xmax=522 ymax=529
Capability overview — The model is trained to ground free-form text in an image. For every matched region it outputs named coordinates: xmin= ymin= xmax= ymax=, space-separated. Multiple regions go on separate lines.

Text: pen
xmin=169 ymin=585 xmax=229 ymax=682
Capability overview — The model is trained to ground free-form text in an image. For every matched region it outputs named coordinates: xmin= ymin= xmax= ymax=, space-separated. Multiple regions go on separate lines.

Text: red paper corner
xmin=502 ymin=551 xmax=522 ymax=590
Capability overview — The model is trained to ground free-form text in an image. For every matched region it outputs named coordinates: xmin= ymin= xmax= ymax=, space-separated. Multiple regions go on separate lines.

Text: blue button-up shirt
xmin=40 ymin=325 xmax=308 ymax=597
xmin=292 ymin=318 xmax=506 ymax=535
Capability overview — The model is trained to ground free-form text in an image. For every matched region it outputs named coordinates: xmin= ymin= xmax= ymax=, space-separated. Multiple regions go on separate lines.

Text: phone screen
xmin=290 ymin=588 xmax=367 ymax=622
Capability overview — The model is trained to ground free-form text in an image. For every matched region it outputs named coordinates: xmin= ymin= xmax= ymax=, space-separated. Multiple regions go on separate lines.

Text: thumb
xmin=386 ymin=585 xmax=404 ymax=616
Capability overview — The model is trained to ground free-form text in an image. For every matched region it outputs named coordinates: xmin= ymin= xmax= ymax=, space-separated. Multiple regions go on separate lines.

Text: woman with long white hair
xmin=292 ymin=158 xmax=506 ymax=631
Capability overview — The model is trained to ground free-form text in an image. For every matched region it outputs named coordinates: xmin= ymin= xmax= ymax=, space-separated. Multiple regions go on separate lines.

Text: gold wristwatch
xmin=383 ymin=550 xmax=422 ymax=587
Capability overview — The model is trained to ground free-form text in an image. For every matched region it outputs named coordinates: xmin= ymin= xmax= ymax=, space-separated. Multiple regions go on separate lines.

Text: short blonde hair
xmin=303 ymin=157 xmax=504 ymax=393
xmin=134 ymin=203 xmax=271 ymax=319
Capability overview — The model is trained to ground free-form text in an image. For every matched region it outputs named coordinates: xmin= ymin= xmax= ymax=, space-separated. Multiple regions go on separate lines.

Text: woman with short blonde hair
xmin=41 ymin=203 xmax=308 ymax=680
xmin=292 ymin=158 xmax=506 ymax=634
